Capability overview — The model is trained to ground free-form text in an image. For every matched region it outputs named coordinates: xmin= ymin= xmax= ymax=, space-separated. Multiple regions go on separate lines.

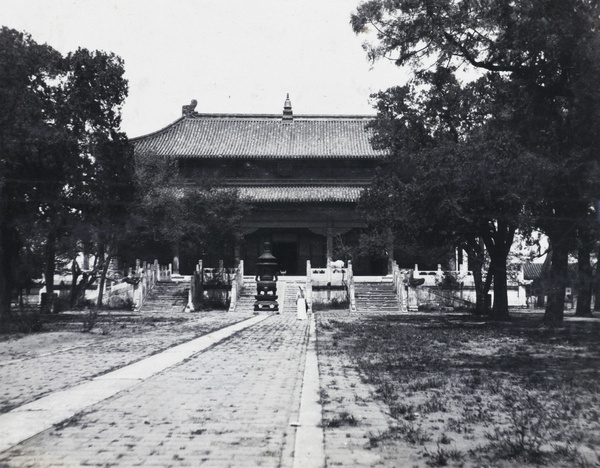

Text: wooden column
xmin=326 ymin=228 xmax=333 ymax=266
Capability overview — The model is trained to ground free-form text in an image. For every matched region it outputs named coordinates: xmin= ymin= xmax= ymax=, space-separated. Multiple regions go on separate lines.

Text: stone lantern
xmin=254 ymin=242 xmax=279 ymax=313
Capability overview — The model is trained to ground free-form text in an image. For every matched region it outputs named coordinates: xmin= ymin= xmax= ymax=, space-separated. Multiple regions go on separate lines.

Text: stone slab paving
xmin=292 ymin=315 xmax=325 ymax=468
xmin=0 ymin=315 xmax=269 ymax=454
xmin=0 ymin=312 xmax=312 ymax=467
xmin=0 ymin=310 xmax=255 ymax=413
xmin=0 ymin=295 xmax=420 ymax=467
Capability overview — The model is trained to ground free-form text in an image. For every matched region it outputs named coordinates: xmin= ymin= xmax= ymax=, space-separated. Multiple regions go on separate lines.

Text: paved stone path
xmin=0 ymin=313 xmax=313 ymax=467
xmin=0 ymin=287 xmax=407 ymax=467
xmin=0 ymin=311 xmax=256 ymax=413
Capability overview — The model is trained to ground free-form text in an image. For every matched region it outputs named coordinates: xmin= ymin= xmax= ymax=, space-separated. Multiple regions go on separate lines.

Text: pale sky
xmin=2 ymin=0 xmax=406 ymax=138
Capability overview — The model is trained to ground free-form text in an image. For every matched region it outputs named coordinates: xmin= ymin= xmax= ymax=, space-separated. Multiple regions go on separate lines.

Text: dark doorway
xmin=272 ymin=242 xmax=298 ymax=275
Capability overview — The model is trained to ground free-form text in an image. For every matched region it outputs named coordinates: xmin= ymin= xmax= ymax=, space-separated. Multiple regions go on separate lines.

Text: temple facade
xmin=132 ymin=96 xmax=389 ymax=275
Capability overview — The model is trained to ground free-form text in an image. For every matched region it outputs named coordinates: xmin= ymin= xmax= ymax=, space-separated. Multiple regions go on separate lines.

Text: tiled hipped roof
xmin=237 ymin=186 xmax=363 ymax=203
xmin=132 ymin=115 xmax=384 ymax=159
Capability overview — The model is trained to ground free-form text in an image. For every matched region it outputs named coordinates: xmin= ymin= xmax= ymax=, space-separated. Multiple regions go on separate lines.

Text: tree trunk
xmin=543 ymin=238 xmax=569 ymax=325
xmin=0 ymin=222 xmax=15 ymax=331
xmin=472 ymin=258 xmax=485 ymax=314
xmin=466 ymin=237 xmax=487 ymax=315
xmin=70 ymin=256 xmax=80 ymax=308
xmin=537 ymin=251 xmax=552 ymax=308
xmin=594 ymin=244 xmax=600 ymax=312
xmin=42 ymin=229 xmax=57 ymax=314
xmin=481 ymin=221 xmax=515 ymax=321
xmin=594 ymin=262 xmax=600 ymax=312
xmin=575 ymin=244 xmax=593 ymax=317
xmin=96 ymin=244 xmax=111 ymax=308
xmin=490 ymin=251 xmax=510 ymax=320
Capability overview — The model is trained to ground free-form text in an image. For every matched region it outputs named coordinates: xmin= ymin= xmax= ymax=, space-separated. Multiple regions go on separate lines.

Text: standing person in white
xmin=296 ymin=287 xmax=307 ymax=320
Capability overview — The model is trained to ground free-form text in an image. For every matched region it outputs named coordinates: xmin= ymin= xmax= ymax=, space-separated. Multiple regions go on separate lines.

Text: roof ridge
xmin=187 ymin=113 xmax=375 ymax=119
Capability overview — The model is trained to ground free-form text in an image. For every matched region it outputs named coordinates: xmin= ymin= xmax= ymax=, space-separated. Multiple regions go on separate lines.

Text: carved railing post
xmin=193 ymin=260 xmax=203 ymax=309
xmin=392 ymin=261 xmax=405 ymax=312
xmin=133 ymin=260 xmax=161 ymax=311
xmin=306 ymin=260 xmax=312 ymax=312
xmin=186 ymin=266 xmax=196 ymax=312
xmin=407 ymin=269 xmax=419 ymax=311
xmin=348 ymin=261 xmax=356 ymax=312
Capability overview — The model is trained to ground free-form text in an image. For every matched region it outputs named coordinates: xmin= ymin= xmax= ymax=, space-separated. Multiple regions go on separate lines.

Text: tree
xmin=50 ymin=49 xmax=130 ymax=310
xmin=352 ymin=0 xmax=600 ymax=324
xmin=0 ymin=27 xmax=62 ymax=327
xmin=0 ymin=28 xmax=130 ymax=323
xmin=86 ymin=131 xmax=134 ymax=308
xmin=359 ymin=69 xmax=538 ymax=319
xmin=574 ymin=214 xmax=599 ymax=317
xmin=127 ymin=152 xmax=250 ymax=273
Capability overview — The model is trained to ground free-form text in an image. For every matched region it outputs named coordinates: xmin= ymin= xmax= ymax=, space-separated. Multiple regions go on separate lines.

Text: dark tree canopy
xmin=128 ymin=153 xmax=250 ymax=272
xmin=352 ymin=0 xmax=600 ymax=323
xmin=359 ymin=74 xmax=538 ymax=318
xmin=0 ymin=27 xmax=131 ymax=322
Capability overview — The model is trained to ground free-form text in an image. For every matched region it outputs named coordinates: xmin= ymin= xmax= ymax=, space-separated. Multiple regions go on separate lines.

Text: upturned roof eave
xmin=129 ymin=116 xmax=187 ymax=142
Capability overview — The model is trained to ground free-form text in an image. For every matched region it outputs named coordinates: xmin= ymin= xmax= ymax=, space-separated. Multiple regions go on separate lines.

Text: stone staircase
xmin=235 ymin=277 xmax=258 ymax=312
xmin=230 ymin=277 xmax=402 ymax=314
xmin=354 ymin=279 xmax=400 ymax=313
xmin=280 ymin=279 xmax=307 ymax=314
xmin=140 ymin=281 xmax=189 ymax=316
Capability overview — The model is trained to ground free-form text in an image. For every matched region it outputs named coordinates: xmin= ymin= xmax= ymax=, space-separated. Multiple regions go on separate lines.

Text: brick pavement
xmin=1 ymin=294 xmax=410 ymax=467
xmin=0 ymin=312 xmax=311 ymax=467
xmin=0 ymin=310 xmax=255 ymax=414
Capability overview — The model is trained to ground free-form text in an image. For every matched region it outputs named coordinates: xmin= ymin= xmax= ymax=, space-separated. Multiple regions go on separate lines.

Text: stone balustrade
xmin=306 ymin=260 xmax=354 ymax=310
xmin=188 ymin=260 xmax=239 ymax=311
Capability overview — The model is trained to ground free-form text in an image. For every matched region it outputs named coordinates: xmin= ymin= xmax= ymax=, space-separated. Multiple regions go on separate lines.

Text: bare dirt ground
xmin=316 ymin=309 xmax=600 ymax=468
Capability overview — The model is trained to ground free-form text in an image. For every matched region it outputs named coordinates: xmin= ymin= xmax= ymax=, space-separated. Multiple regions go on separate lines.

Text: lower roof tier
xmin=237 ymin=185 xmax=363 ymax=203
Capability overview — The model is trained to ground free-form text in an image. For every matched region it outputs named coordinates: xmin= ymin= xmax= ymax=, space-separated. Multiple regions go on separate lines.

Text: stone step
xmin=139 ymin=281 xmax=189 ymax=314
xmin=355 ymin=294 xmax=397 ymax=299
xmin=354 ymin=282 xmax=399 ymax=313
xmin=281 ymin=282 xmax=306 ymax=314
xmin=356 ymin=294 xmax=397 ymax=297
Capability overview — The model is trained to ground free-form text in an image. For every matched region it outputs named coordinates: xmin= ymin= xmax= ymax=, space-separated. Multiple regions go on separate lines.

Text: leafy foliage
xmin=128 ymin=153 xmax=250 ymax=270
xmin=0 ymin=27 xmax=131 ymax=320
xmin=352 ymin=0 xmax=600 ymax=322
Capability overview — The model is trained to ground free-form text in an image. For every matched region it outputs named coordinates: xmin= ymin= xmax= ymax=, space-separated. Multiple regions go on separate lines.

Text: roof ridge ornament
xmin=182 ymin=99 xmax=198 ymax=117
xmin=282 ymin=93 xmax=293 ymax=122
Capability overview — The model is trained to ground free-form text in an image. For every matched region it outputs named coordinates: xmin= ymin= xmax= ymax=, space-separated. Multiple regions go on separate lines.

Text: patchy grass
xmin=318 ymin=312 xmax=600 ymax=467
xmin=322 ymin=411 xmax=359 ymax=428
